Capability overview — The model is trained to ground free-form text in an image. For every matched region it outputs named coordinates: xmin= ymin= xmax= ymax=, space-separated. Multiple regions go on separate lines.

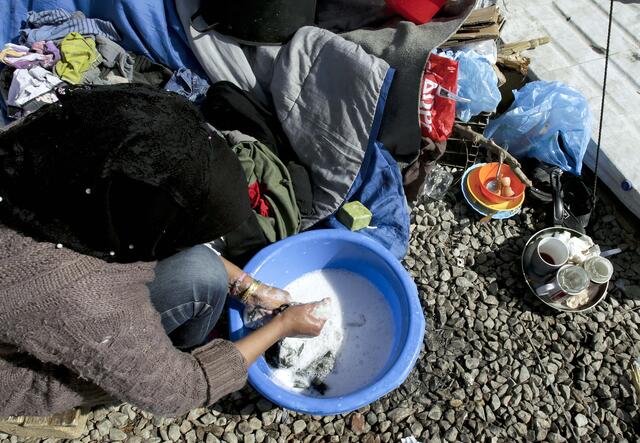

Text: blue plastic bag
xmin=440 ymin=49 xmax=501 ymax=122
xmin=484 ymin=81 xmax=592 ymax=176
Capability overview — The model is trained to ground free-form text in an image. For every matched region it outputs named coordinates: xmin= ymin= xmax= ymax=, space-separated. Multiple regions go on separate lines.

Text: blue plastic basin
xmin=228 ymin=229 xmax=425 ymax=416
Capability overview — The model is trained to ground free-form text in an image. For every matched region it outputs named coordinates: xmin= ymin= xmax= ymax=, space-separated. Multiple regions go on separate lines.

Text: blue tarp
xmin=323 ymin=69 xmax=410 ymax=260
xmin=323 ymin=141 xmax=410 ymax=260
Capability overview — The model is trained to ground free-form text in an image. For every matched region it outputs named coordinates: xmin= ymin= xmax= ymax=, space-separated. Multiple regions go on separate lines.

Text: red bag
xmin=419 ymin=53 xmax=459 ymax=143
xmin=385 ymin=0 xmax=447 ymax=24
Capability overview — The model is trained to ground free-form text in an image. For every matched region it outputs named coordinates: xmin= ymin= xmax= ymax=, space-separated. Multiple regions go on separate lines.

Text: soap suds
xmin=270 ymin=269 xmax=394 ymax=397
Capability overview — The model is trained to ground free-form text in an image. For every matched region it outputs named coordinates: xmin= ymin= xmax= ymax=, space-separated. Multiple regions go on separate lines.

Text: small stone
xmin=440 ymin=269 xmax=451 ymax=282
xmin=602 ymin=398 xmax=616 ymax=411
xmin=518 ymin=366 xmax=530 ymax=383
xmin=387 ymin=407 xmax=412 ymax=423
xmin=513 ymin=423 xmax=528 ymax=437
xmin=490 ymin=394 xmax=501 ymax=411
xmin=445 ymin=427 xmax=458 ymax=442
xmin=350 ymin=413 xmax=365 ymax=434
xmin=222 ymin=433 xmax=238 ymax=443
xmin=96 ymin=420 xmax=111 ymax=436
xmin=465 ymin=357 xmax=480 ymax=370
xmin=547 ymin=432 xmax=564 ymax=443
xmin=293 ymin=420 xmax=307 ymax=434
xmin=200 ymin=413 xmax=216 ymax=426
xmin=168 ymin=424 xmax=181 ymax=442
xmin=486 ymin=407 xmax=496 ymax=423
xmin=574 ymin=414 xmax=588 ymax=427
xmin=323 ymin=422 xmax=336 ymax=435
xmin=180 ymin=420 xmax=193 ymax=434
xmin=428 ymin=405 xmax=442 ymax=421
xmin=248 ymin=417 xmax=262 ymax=430
xmin=449 ymin=399 xmax=463 ymax=408
xmin=109 ymin=429 xmax=127 ymax=441
xmin=334 ymin=419 xmax=345 ymax=435
xmin=411 ymin=422 xmax=424 ymax=436
xmin=120 ymin=404 xmax=137 ymax=421
xmin=456 ymin=276 xmax=473 ymax=288
xmin=237 ymin=421 xmax=252 ymax=435
xmin=516 ymin=410 xmax=531 ymax=424
xmin=128 ymin=437 xmax=142 ymax=443
xmin=596 ymin=425 xmax=609 ymax=438
xmin=485 ymin=295 xmax=499 ymax=305
xmin=261 ymin=409 xmax=277 ymax=426
xmin=185 ymin=430 xmax=197 ymax=443
xmin=93 ymin=408 xmax=109 ymax=421
xmin=224 ymin=421 xmax=237 ymax=434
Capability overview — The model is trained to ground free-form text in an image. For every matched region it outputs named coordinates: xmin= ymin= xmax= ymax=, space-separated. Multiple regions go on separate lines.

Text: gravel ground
xmin=3 ymin=181 xmax=640 ymax=443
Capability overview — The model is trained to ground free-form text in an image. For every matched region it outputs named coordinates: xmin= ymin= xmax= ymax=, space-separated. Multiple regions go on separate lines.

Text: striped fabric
xmin=19 ymin=9 xmax=121 ymax=45
xmin=25 ymin=9 xmax=73 ymax=27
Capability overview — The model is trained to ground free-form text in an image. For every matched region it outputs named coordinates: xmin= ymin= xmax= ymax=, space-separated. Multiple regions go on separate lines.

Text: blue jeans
xmin=147 ymin=245 xmax=228 ymax=349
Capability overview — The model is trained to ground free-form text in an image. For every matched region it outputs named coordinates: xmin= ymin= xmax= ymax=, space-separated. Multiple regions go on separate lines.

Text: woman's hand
xmin=279 ymin=299 xmax=330 ymax=338
xmin=245 ymin=283 xmax=292 ymax=310
xmin=234 ymin=298 xmax=330 ymax=366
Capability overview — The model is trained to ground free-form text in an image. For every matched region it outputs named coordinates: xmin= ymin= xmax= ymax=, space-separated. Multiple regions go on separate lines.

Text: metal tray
xmin=521 ymin=227 xmax=608 ymax=313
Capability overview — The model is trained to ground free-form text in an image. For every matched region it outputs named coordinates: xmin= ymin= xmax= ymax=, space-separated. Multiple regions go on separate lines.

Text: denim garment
xmin=164 ymin=68 xmax=209 ymax=103
xmin=148 ymin=245 xmax=228 ymax=349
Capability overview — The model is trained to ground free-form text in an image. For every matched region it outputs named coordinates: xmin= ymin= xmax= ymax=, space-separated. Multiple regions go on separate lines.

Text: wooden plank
xmin=0 ymin=409 xmax=88 ymax=439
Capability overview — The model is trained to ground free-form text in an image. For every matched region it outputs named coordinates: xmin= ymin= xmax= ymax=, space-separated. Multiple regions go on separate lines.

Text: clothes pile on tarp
xmin=1 ymin=0 xmax=479 ymax=261
xmin=0 ymin=8 xmax=177 ymax=119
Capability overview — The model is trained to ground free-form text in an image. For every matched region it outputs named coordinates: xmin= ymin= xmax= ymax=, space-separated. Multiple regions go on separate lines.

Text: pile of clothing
xmin=0 ymin=9 xmax=178 ymax=119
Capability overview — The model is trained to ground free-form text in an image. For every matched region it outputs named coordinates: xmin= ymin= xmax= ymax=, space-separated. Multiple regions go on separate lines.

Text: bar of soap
xmin=337 ymin=201 xmax=372 ymax=231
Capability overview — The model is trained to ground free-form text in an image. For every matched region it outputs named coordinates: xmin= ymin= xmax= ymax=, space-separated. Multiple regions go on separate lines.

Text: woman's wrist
xmin=271 ymin=313 xmax=290 ymax=338
xmin=229 ymin=272 xmax=257 ymax=303
xmin=229 ymin=272 xmax=248 ymax=294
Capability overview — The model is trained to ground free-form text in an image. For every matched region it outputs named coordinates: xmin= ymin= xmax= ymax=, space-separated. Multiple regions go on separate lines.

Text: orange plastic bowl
xmin=478 ymin=163 xmax=525 ymax=204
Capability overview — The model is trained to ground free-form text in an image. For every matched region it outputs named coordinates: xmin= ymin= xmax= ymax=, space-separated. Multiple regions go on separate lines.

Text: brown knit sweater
xmin=0 ymin=225 xmax=247 ymax=417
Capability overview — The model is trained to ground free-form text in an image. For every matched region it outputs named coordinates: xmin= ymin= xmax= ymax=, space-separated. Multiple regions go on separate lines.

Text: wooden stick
xmin=499 ymin=36 xmax=551 ymax=56
xmin=453 ymin=123 xmax=534 ymax=188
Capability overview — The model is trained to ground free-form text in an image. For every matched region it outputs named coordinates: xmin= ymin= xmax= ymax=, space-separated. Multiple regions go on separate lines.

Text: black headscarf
xmin=0 ymin=84 xmax=252 ymax=262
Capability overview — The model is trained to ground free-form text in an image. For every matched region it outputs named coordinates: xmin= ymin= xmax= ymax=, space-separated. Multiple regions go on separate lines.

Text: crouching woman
xmin=0 ymin=85 xmax=326 ymax=416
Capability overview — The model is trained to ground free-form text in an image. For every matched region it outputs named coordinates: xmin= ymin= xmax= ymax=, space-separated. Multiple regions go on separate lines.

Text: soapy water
xmin=270 ymin=269 xmax=394 ymax=397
